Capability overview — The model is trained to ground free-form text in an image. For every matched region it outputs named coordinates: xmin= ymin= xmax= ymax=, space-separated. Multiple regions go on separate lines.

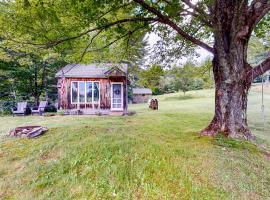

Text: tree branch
xmin=2 ymin=17 xmax=157 ymax=48
xmin=180 ymin=0 xmax=210 ymax=19
xmin=78 ymin=29 xmax=103 ymax=62
xmin=179 ymin=9 xmax=212 ymax=27
xmin=44 ymin=17 xmax=157 ymax=48
xmin=248 ymin=0 xmax=270 ymax=29
xmin=133 ymin=0 xmax=214 ymax=53
xmin=251 ymin=53 xmax=270 ymax=78
xmin=86 ymin=25 xmax=148 ymax=53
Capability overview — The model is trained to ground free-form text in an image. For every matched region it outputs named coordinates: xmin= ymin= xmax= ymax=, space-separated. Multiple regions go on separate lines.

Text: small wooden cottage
xmin=56 ymin=63 xmax=128 ymax=115
xmin=132 ymin=88 xmax=152 ymax=103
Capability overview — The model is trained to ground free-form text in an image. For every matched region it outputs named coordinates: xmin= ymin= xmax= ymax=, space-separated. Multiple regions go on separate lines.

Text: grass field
xmin=0 ymin=88 xmax=270 ymax=199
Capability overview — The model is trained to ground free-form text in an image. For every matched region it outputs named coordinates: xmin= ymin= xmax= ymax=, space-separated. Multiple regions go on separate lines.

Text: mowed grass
xmin=0 ymin=88 xmax=270 ymax=199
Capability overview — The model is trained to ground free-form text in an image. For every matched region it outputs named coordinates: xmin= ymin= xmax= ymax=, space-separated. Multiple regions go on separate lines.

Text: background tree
xmin=139 ymin=65 xmax=164 ymax=95
xmin=248 ymin=35 xmax=270 ymax=66
xmin=0 ymin=0 xmax=269 ymax=139
xmin=0 ymin=51 xmax=65 ymax=107
xmin=159 ymin=75 xmax=176 ymax=94
xmin=173 ymin=62 xmax=197 ymax=95
xmin=167 ymin=60 xmax=212 ymax=95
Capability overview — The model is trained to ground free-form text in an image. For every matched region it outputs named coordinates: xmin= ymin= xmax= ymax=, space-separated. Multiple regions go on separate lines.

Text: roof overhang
xmin=104 ymin=66 xmax=126 ymax=77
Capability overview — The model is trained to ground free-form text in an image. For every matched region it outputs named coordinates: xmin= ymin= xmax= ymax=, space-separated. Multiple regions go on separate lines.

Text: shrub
xmin=25 ymin=107 xmax=32 ymax=115
xmin=44 ymin=105 xmax=57 ymax=113
xmin=0 ymin=101 xmax=15 ymax=115
xmin=191 ymin=78 xmax=204 ymax=90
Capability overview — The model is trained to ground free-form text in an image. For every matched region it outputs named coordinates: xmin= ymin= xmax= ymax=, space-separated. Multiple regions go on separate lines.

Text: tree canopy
xmin=0 ymin=0 xmax=269 ymax=68
xmin=0 ymin=0 xmax=270 ymax=138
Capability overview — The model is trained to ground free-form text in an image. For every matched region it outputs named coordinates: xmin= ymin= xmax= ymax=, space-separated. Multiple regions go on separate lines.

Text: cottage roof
xmin=56 ymin=63 xmax=128 ymax=78
xmin=133 ymin=88 xmax=152 ymax=95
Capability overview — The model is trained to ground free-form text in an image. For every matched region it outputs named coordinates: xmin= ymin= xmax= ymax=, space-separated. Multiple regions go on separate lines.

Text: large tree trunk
xmin=199 ymin=0 xmax=260 ymax=140
xmin=200 ymin=56 xmax=254 ymax=140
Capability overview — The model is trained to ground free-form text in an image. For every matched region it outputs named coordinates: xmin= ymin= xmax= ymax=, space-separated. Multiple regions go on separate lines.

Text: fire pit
xmin=9 ymin=126 xmax=48 ymax=138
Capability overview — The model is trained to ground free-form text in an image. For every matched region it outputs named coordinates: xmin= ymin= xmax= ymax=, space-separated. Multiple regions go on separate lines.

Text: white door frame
xmin=111 ymin=82 xmax=123 ymax=111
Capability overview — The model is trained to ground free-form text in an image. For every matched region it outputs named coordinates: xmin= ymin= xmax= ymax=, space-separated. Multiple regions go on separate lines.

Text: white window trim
xmin=111 ymin=82 xmax=123 ymax=111
xmin=71 ymin=81 xmax=100 ymax=109
xmin=71 ymin=81 xmax=79 ymax=104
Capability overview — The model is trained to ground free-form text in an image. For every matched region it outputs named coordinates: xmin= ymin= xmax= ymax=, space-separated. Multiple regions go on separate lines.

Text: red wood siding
xmin=57 ymin=77 xmax=128 ymax=111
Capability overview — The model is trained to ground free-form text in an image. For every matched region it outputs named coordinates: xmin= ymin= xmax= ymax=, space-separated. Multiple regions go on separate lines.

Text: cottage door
xmin=111 ymin=83 xmax=123 ymax=111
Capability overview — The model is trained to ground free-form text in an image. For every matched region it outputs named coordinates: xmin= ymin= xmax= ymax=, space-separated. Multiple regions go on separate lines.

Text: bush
xmin=191 ymin=78 xmax=204 ymax=90
xmin=44 ymin=105 xmax=57 ymax=113
xmin=0 ymin=101 xmax=15 ymax=115
xmin=25 ymin=107 xmax=32 ymax=115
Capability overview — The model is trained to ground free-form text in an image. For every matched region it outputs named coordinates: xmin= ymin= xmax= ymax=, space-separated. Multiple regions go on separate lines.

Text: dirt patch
xmin=39 ymin=149 xmax=62 ymax=162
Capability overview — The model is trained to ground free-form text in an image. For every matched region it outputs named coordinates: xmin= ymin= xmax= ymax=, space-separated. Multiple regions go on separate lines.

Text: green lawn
xmin=0 ymin=89 xmax=270 ymax=199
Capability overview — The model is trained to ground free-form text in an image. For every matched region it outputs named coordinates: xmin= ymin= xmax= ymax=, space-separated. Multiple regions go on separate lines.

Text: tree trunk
xmin=200 ymin=69 xmax=254 ymax=140
xmin=199 ymin=0 xmax=261 ymax=140
xmin=200 ymin=38 xmax=255 ymax=140
xmin=34 ymin=95 xmax=40 ymax=106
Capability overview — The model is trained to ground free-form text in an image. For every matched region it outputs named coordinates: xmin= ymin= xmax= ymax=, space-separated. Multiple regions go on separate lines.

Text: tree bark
xmin=198 ymin=0 xmax=263 ymax=140
xmin=200 ymin=57 xmax=254 ymax=140
xmin=200 ymin=50 xmax=255 ymax=139
xmin=132 ymin=0 xmax=269 ymax=140
xmin=34 ymin=95 xmax=40 ymax=107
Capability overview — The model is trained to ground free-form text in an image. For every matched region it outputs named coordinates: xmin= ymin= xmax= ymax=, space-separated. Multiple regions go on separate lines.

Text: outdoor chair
xmin=12 ymin=102 xmax=28 ymax=116
xmin=31 ymin=101 xmax=47 ymax=115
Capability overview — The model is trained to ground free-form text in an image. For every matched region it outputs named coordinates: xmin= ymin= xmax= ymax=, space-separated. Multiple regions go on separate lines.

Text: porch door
xmin=111 ymin=83 xmax=123 ymax=111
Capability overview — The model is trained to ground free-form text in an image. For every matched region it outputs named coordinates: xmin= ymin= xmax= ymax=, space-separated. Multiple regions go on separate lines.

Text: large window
xmin=79 ymin=82 xmax=85 ymax=103
xmin=94 ymin=82 xmax=99 ymax=102
xmin=86 ymin=82 xmax=92 ymax=103
xmin=71 ymin=81 xmax=100 ymax=104
xmin=71 ymin=82 xmax=78 ymax=103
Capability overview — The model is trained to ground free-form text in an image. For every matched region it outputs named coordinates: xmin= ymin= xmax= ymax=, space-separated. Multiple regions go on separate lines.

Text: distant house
xmin=56 ymin=63 xmax=128 ymax=115
xmin=132 ymin=88 xmax=152 ymax=104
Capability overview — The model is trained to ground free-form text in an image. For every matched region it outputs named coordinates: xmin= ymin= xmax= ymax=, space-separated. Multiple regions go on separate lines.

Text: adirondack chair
xmin=31 ymin=101 xmax=47 ymax=115
xmin=12 ymin=102 xmax=27 ymax=116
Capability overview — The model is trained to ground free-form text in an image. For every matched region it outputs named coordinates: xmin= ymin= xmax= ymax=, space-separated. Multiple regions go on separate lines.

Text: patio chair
xmin=31 ymin=101 xmax=47 ymax=115
xmin=12 ymin=102 xmax=28 ymax=116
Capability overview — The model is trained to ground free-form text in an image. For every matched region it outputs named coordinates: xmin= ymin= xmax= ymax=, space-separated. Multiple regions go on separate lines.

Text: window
xmin=71 ymin=81 xmax=100 ymax=104
xmin=79 ymin=82 xmax=85 ymax=102
xmin=93 ymin=82 xmax=99 ymax=102
xmin=86 ymin=82 xmax=92 ymax=102
xmin=71 ymin=82 xmax=78 ymax=103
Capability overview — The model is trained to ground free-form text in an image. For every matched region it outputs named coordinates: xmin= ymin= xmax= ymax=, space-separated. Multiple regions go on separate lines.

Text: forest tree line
xmin=134 ymin=59 xmax=213 ymax=96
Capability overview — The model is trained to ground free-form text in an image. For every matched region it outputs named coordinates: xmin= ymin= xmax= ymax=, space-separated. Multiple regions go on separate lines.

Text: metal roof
xmin=133 ymin=88 xmax=152 ymax=95
xmin=56 ymin=63 xmax=128 ymax=78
